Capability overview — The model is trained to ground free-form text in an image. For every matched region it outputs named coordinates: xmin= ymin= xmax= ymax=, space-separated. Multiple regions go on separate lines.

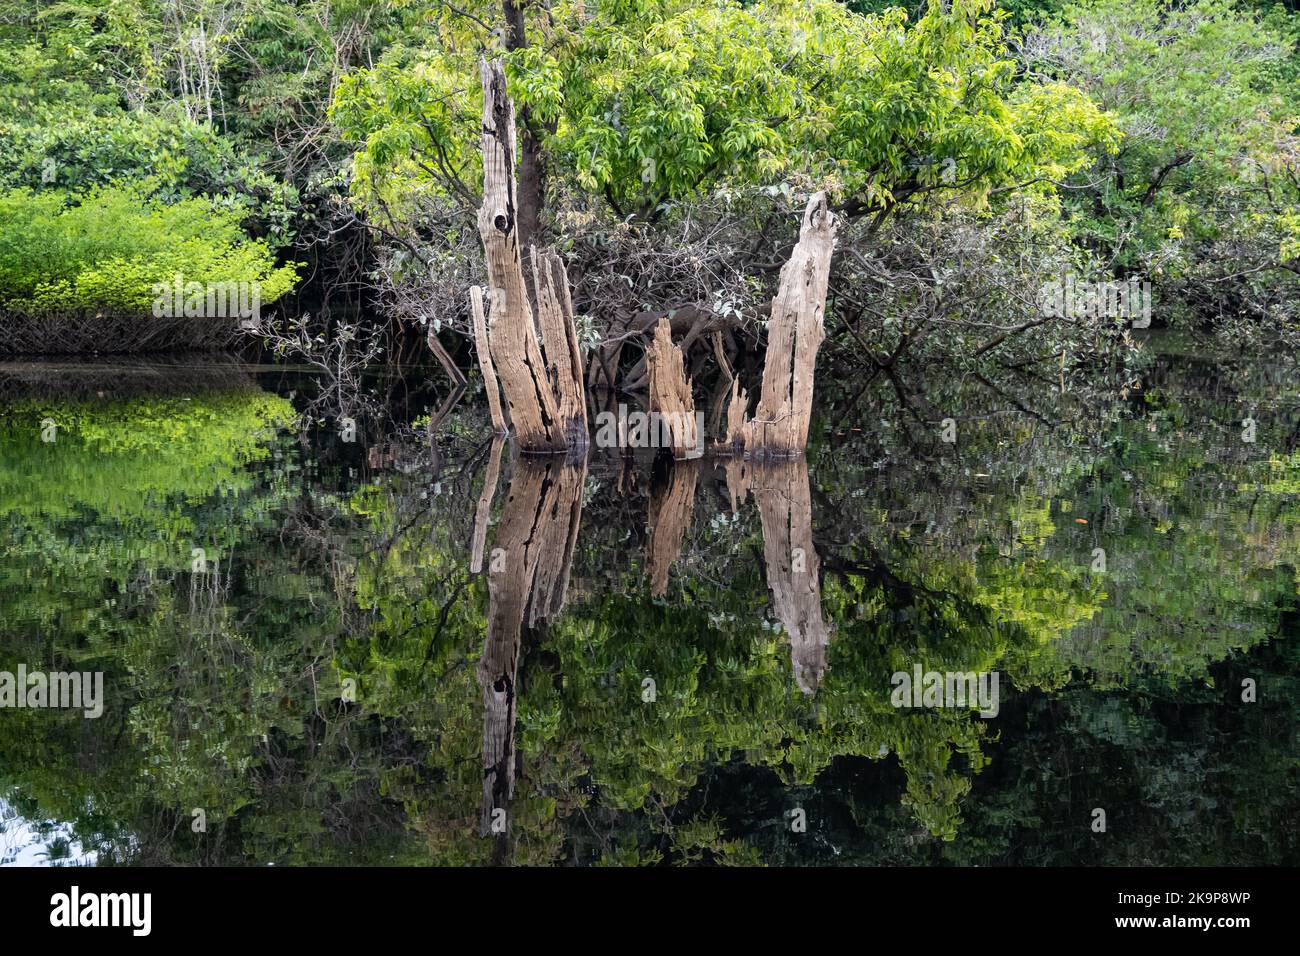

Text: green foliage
xmin=331 ymin=0 xmax=1118 ymax=220
xmin=1023 ymin=0 xmax=1300 ymax=330
xmin=0 ymin=386 xmax=295 ymax=528
xmin=0 ymin=186 xmax=300 ymax=316
xmin=0 ymin=6 xmax=302 ymax=244
xmin=0 ymin=105 xmax=299 ymax=240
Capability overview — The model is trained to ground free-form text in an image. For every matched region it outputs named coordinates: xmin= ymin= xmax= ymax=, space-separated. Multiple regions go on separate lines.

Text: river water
xmin=1 ymin=342 xmax=1296 ymax=865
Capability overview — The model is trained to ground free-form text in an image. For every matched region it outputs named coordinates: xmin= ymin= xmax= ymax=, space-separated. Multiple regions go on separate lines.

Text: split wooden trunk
xmin=726 ymin=192 xmax=837 ymax=458
xmin=472 ymin=59 xmax=587 ymax=454
xmin=645 ymin=317 xmax=701 ymax=459
xmin=469 ymin=59 xmax=832 ymax=460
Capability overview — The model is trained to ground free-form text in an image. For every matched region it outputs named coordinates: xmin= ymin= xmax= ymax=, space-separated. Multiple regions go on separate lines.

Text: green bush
xmin=0 ymin=105 xmax=299 ymax=246
xmin=0 ymin=186 xmax=301 ymax=317
xmin=0 ymin=29 xmax=299 ymax=246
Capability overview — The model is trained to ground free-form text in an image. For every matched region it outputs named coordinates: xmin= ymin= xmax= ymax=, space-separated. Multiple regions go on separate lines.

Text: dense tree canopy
xmin=0 ymin=0 xmax=1297 ymax=868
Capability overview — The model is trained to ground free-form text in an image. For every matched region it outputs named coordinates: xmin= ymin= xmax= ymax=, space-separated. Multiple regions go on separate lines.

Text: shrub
xmin=0 ymin=185 xmax=300 ymax=318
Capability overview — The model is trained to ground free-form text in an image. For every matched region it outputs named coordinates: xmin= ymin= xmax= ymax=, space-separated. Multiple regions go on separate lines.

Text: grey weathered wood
xmin=477 ymin=59 xmax=566 ymax=452
xmin=732 ymin=192 xmax=836 ymax=457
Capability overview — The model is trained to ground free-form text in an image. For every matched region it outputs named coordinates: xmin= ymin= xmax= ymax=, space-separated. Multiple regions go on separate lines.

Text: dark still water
xmin=1 ymin=346 xmax=1297 ymax=866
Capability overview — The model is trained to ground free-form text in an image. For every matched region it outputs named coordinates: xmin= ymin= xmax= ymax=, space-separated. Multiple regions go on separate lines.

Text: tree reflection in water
xmin=0 ymin=348 xmax=1297 ymax=865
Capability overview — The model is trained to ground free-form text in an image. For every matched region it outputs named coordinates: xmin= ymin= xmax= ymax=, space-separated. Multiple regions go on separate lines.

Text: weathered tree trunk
xmin=501 ymin=1 xmax=544 ymax=260
xmin=730 ymin=192 xmax=836 ymax=457
xmin=477 ymin=59 xmax=566 ymax=452
xmin=726 ymin=457 xmax=830 ymax=694
xmin=477 ymin=59 xmax=587 ymax=453
xmin=531 ymin=247 xmax=588 ymax=449
xmin=470 ymin=285 xmax=507 ymax=433
xmin=516 ymin=129 xmax=545 ymax=272
xmin=645 ymin=317 xmax=700 ymax=459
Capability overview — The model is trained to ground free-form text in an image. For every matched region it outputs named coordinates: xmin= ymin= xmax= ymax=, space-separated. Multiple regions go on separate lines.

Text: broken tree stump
xmin=531 ymin=247 xmax=588 ymax=449
xmin=477 ymin=58 xmax=576 ymax=453
xmin=645 ymin=317 xmax=701 ymax=459
xmin=723 ymin=377 xmax=749 ymax=450
xmin=728 ymin=192 xmax=836 ymax=458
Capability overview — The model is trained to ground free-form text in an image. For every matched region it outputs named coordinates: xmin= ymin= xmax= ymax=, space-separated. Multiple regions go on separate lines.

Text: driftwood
xmin=645 ymin=317 xmax=700 ymax=459
xmin=726 ymin=193 xmax=836 ymax=458
xmin=474 ymin=59 xmax=585 ymax=453
xmin=726 ymin=457 xmax=830 ymax=694
xmin=477 ymin=455 xmax=585 ymax=837
xmin=425 ymin=324 xmax=467 ymax=389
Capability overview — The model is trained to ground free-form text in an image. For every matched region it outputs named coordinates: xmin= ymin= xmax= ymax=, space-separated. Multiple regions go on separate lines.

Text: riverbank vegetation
xmin=0 ymin=0 xmax=1294 ymax=370
xmin=0 ymin=186 xmax=297 ymax=314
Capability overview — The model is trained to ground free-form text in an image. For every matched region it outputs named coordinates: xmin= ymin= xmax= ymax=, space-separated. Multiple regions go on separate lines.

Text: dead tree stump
xmin=727 ymin=192 xmax=836 ymax=458
xmin=645 ymin=317 xmax=701 ymax=459
xmin=470 ymin=286 xmax=507 ymax=433
xmin=476 ymin=59 xmax=586 ymax=453
xmin=531 ymin=247 xmax=588 ymax=449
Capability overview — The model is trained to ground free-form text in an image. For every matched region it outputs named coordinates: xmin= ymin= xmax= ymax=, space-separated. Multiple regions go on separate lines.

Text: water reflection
xmin=478 ymin=455 xmax=586 ymax=839
xmin=1 ymin=798 xmax=97 ymax=867
xmin=724 ymin=458 xmax=830 ymax=695
xmin=0 ymin=346 xmax=1296 ymax=865
xmin=646 ymin=460 xmax=698 ymax=597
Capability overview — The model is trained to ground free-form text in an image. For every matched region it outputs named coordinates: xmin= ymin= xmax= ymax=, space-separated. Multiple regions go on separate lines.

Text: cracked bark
xmin=645 ymin=317 xmax=700 ymax=460
xmin=477 ymin=59 xmax=565 ymax=452
xmin=476 ymin=59 xmax=586 ymax=453
xmin=531 ymin=247 xmax=588 ymax=450
xmin=729 ymin=192 xmax=837 ymax=458
xmin=470 ymin=285 xmax=507 ymax=433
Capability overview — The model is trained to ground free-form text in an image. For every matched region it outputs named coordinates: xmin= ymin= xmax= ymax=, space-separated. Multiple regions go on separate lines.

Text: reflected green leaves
xmin=1 ymin=350 xmax=1297 ymax=864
